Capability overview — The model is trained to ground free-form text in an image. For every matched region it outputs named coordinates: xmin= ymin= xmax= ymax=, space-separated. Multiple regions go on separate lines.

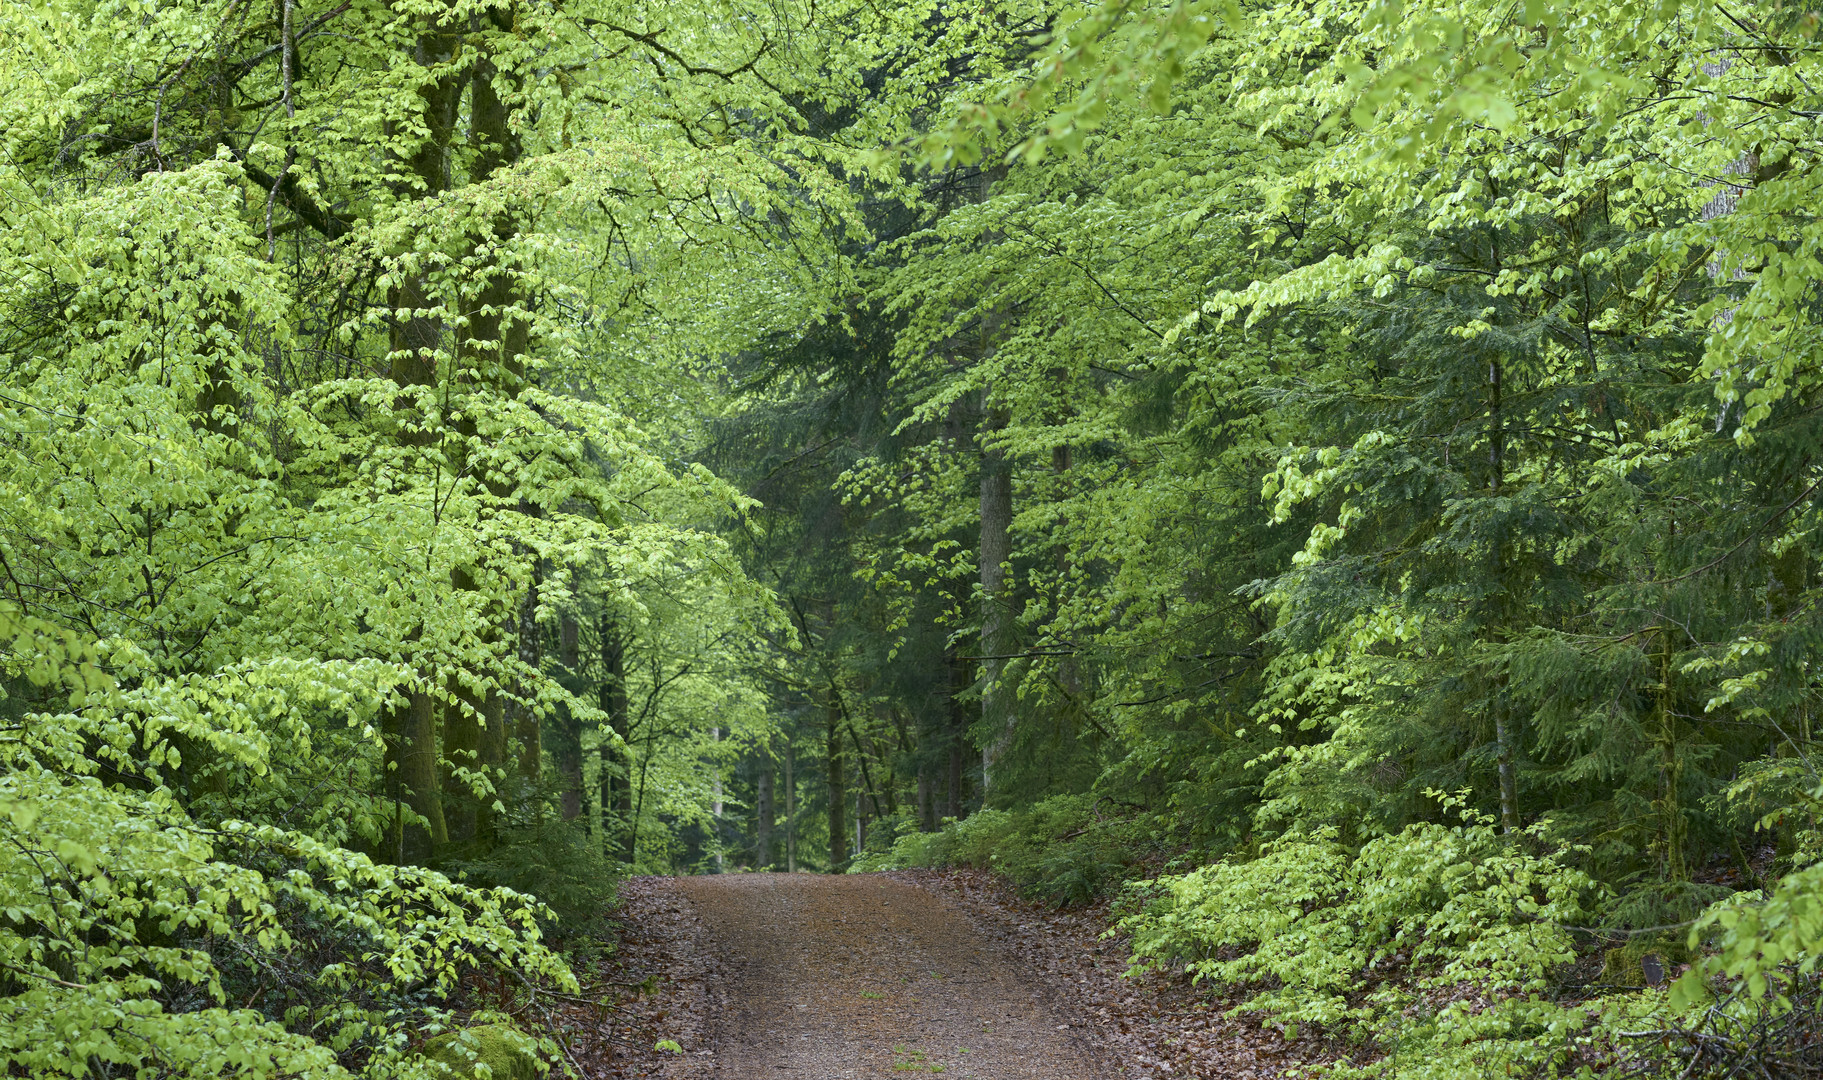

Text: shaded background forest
xmin=6 ymin=0 xmax=1823 ymax=1076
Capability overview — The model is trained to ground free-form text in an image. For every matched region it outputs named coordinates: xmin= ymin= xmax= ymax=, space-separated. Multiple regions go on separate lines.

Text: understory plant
xmin=1118 ymin=797 xmax=1601 ymax=1077
xmin=851 ymin=793 xmax=1161 ymax=904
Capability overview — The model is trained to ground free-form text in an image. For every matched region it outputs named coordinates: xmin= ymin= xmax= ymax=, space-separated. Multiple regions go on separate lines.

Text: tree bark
xmin=1487 ymin=358 xmax=1519 ymax=836
xmin=515 ymin=565 xmax=542 ymax=783
xmin=386 ymin=686 xmax=446 ymax=863
xmin=476 ymin=683 xmax=507 ymax=843
xmin=785 ymin=739 xmax=798 ymax=873
xmin=946 ymin=647 xmax=967 ymax=819
xmin=826 ymin=693 xmax=847 ymax=872
xmin=374 ymin=7 xmax=459 ymax=867
xmin=598 ymin=615 xmax=632 ymax=858
xmin=442 ymin=29 xmax=525 ymax=847
xmin=916 ymin=767 xmax=935 ymax=832
xmin=443 ymin=669 xmax=482 ymax=845
xmin=1052 ymin=443 xmax=1084 ymax=712
xmin=710 ymin=726 xmax=724 ymax=872
xmin=554 ymin=613 xmax=584 ymax=822
xmin=755 ymin=741 xmax=775 ymax=868
xmin=978 ymin=401 xmax=1015 ymax=799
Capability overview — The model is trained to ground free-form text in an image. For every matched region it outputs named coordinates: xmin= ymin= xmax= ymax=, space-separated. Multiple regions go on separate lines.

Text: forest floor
xmin=582 ymin=870 xmax=1331 ymax=1080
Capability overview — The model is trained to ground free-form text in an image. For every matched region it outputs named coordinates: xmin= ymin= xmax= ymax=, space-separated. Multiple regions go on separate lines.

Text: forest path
xmin=672 ymin=872 xmax=1113 ymax=1079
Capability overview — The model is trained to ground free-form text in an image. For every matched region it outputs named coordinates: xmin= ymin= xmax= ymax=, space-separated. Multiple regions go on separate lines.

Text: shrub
xmin=850 ymin=794 xmax=1156 ymax=904
xmin=1118 ymin=805 xmax=1602 ymax=1078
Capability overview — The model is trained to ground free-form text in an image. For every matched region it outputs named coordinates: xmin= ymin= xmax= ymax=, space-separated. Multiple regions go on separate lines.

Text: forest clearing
xmin=5 ymin=0 xmax=1823 ymax=1077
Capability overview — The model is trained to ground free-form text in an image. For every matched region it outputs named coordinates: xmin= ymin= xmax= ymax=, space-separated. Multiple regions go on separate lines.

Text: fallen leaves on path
xmin=544 ymin=877 xmax=719 ymax=1080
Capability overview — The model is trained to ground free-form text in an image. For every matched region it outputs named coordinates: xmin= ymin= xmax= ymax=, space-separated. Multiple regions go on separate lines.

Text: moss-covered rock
xmin=1601 ymin=937 xmax=1691 ymax=988
xmin=418 ymin=1024 xmax=539 ymax=1080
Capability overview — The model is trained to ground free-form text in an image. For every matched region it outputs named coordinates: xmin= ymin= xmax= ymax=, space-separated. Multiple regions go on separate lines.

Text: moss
xmin=1601 ymin=937 xmax=1692 ymax=988
xmin=419 ymin=1024 xmax=540 ymax=1080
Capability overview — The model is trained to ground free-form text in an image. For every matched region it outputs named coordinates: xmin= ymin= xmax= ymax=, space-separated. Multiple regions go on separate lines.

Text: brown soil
xmin=677 ymin=872 xmax=1117 ymax=1080
xmin=585 ymin=870 xmax=1330 ymax=1080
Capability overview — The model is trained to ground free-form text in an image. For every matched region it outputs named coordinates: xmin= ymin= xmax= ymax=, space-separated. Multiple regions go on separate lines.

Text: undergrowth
xmin=859 ymin=791 xmax=1823 ymax=1080
xmin=849 ymin=793 xmax=1170 ymax=904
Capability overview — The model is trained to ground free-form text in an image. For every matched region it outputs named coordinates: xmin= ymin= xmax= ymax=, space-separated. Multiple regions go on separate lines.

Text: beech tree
xmin=11 ymin=0 xmax=1823 ymax=1075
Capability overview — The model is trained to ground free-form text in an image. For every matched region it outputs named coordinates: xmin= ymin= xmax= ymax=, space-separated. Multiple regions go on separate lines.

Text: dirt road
xmin=674 ymin=873 xmax=1113 ymax=1080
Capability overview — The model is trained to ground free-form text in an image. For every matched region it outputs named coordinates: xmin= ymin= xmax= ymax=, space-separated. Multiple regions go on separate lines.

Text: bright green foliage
xmin=760 ymin=0 xmax=1823 ymax=1072
xmin=0 ymin=0 xmax=947 ymax=1070
xmin=1120 ymin=808 xmax=1596 ymax=1074
xmin=1679 ymin=849 xmax=1823 ymax=1005
xmin=853 ymin=794 xmax=1156 ymax=904
xmin=13 ymin=0 xmax=1823 ymax=1072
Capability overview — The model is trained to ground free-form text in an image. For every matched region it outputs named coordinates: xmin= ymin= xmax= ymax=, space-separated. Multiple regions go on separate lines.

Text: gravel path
xmin=676 ymin=873 xmax=1114 ymax=1080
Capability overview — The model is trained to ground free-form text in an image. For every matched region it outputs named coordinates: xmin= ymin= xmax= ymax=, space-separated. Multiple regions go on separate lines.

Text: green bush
xmin=441 ymin=815 xmax=616 ymax=933
xmin=850 ymin=794 xmax=1156 ymax=904
xmin=1118 ymin=807 xmax=1603 ymax=1078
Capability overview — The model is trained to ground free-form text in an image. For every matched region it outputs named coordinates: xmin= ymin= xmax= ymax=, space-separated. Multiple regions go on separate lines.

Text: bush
xmin=850 ymin=794 xmax=1157 ymax=904
xmin=1118 ymin=807 xmax=1603 ymax=1078
xmin=441 ymin=814 xmax=617 ymax=935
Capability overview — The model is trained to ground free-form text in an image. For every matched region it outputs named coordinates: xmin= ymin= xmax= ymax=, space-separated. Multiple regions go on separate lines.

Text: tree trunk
xmin=710 ymin=726 xmax=724 ymax=872
xmin=554 ymin=613 xmax=584 ymax=822
xmin=979 ymin=401 xmax=1015 ymax=800
xmin=917 ymin=767 xmax=935 ymax=832
xmin=756 ymin=742 xmax=775 ymax=868
xmin=515 ymin=565 xmax=542 ymax=784
xmin=785 ymin=739 xmax=797 ymax=873
xmin=442 ymin=34 xmax=524 ymax=848
xmin=1052 ymin=443 xmax=1084 ymax=713
xmin=476 ymin=685 xmax=507 ymax=844
xmin=385 ymin=687 xmax=446 ymax=863
xmin=1488 ymin=358 xmax=1520 ymax=836
xmin=443 ymin=670 xmax=482 ymax=845
xmin=373 ymin=7 xmax=460 ymax=869
xmin=827 ymin=694 xmax=847 ymax=872
xmin=1658 ymin=624 xmax=1687 ymax=882
xmin=599 ymin=615 xmax=632 ymax=858
xmin=946 ymin=648 xmax=967 ymax=820
xmin=385 ymin=3 xmax=460 ymax=393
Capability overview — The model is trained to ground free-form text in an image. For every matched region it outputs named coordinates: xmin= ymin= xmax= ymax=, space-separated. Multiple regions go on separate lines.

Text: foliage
xmin=13 ymin=0 xmax=1823 ymax=1073
xmin=853 ymin=794 xmax=1161 ymax=905
xmin=1119 ymin=804 xmax=1599 ymax=1077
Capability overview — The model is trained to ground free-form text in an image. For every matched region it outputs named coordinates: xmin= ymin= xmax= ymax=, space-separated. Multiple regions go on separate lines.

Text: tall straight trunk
xmin=554 ymin=613 xmax=584 ymax=822
xmin=386 ymin=688 xmax=446 ymax=863
xmin=1487 ymin=358 xmax=1519 ymax=835
xmin=755 ymin=743 xmax=775 ymax=868
xmin=1658 ymin=622 xmax=1687 ymax=882
xmin=979 ymin=402 xmax=1015 ymax=798
xmin=916 ymin=767 xmax=935 ymax=832
xmin=442 ymin=669 xmax=482 ymax=845
xmin=1051 ymin=444 xmax=1083 ymax=710
xmin=385 ymin=2 xmax=459 ymax=392
xmin=946 ymin=648 xmax=966 ymax=819
xmin=476 ymin=684 xmax=507 ymax=843
xmin=598 ymin=615 xmax=632 ymax=857
xmin=785 ymin=740 xmax=797 ymax=872
xmin=466 ymin=32 xmax=528 ymax=393
xmin=375 ymin=7 xmax=459 ymax=866
xmin=515 ymin=566 xmax=542 ymax=784
xmin=856 ymin=792 xmax=865 ymax=860
xmin=710 ymin=726 xmax=724 ymax=872
xmin=444 ymin=33 xmax=524 ymax=848
xmin=827 ymin=694 xmax=847 ymax=872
